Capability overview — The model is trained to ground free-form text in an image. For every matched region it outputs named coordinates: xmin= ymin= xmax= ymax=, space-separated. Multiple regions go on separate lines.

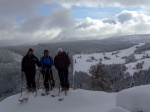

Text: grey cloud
xmin=0 ymin=0 xmax=149 ymax=18
xmin=76 ymin=22 xmax=95 ymax=29
xmin=18 ymin=9 xmax=75 ymax=33
xmin=0 ymin=0 xmax=150 ymax=45
xmin=46 ymin=0 xmax=150 ymax=7
xmin=134 ymin=23 xmax=150 ymax=33
xmin=0 ymin=0 xmax=42 ymax=17
xmin=102 ymin=19 xmax=117 ymax=24
xmin=47 ymin=9 xmax=75 ymax=28
xmin=19 ymin=16 xmax=47 ymax=32
xmin=0 ymin=18 xmax=16 ymax=31
xmin=117 ymin=12 xmax=133 ymax=23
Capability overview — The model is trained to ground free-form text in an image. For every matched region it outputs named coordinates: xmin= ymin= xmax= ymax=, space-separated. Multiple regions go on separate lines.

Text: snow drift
xmin=116 ymin=84 xmax=150 ymax=112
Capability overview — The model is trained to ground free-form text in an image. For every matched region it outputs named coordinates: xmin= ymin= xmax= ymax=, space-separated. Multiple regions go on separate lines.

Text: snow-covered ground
xmin=9 ymin=51 xmax=23 ymax=62
xmin=0 ymin=89 xmax=116 ymax=112
xmin=0 ymin=49 xmax=22 ymax=63
xmin=116 ymin=85 xmax=150 ymax=112
xmin=1 ymin=85 xmax=150 ymax=112
xmin=73 ymin=43 xmax=150 ymax=75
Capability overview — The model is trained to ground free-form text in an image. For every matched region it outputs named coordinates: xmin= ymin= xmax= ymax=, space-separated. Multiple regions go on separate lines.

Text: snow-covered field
xmin=0 ymin=85 xmax=150 ymax=112
xmin=73 ymin=43 xmax=150 ymax=75
xmin=0 ymin=89 xmax=116 ymax=112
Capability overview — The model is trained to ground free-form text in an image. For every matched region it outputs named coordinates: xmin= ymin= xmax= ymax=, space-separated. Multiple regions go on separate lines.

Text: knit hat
xmin=28 ymin=48 xmax=33 ymax=52
xmin=44 ymin=50 xmax=49 ymax=53
xmin=57 ymin=48 xmax=63 ymax=53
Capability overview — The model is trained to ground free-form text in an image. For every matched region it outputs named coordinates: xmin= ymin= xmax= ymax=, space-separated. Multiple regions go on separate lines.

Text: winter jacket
xmin=54 ymin=52 xmax=70 ymax=70
xmin=40 ymin=56 xmax=53 ymax=70
xmin=21 ymin=54 xmax=41 ymax=74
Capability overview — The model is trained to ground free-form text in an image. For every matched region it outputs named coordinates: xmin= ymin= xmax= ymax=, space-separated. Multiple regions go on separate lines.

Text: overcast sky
xmin=0 ymin=0 xmax=150 ymax=46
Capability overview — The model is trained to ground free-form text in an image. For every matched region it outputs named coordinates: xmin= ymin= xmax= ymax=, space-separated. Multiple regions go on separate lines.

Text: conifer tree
xmin=90 ymin=64 xmax=111 ymax=92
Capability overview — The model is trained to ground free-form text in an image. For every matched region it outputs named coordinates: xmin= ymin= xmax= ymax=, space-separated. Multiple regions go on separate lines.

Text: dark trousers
xmin=58 ymin=69 xmax=69 ymax=88
xmin=42 ymin=69 xmax=53 ymax=90
xmin=25 ymin=72 xmax=36 ymax=89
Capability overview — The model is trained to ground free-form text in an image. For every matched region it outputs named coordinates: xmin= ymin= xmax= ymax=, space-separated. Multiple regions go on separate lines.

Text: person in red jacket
xmin=21 ymin=48 xmax=41 ymax=92
xmin=54 ymin=48 xmax=70 ymax=91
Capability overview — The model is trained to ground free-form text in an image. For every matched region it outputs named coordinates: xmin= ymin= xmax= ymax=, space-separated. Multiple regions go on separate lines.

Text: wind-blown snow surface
xmin=0 ymin=89 xmax=116 ymax=112
xmin=1 ymin=85 xmax=150 ymax=112
xmin=73 ymin=43 xmax=150 ymax=75
xmin=116 ymin=85 xmax=150 ymax=112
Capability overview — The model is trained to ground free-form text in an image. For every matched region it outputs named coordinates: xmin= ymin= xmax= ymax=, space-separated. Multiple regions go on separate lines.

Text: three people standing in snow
xmin=21 ymin=48 xmax=70 ymax=93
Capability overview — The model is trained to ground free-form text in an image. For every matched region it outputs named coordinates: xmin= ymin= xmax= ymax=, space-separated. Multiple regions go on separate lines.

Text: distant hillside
xmin=105 ymin=34 xmax=150 ymax=43
xmin=3 ymin=40 xmax=135 ymax=58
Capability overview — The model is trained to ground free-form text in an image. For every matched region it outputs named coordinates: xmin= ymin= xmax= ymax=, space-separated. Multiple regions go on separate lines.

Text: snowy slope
xmin=1 ymin=85 xmax=150 ymax=112
xmin=9 ymin=51 xmax=22 ymax=62
xmin=0 ymin=49 xmax=22 ymax=63
xmin=73 ymin=43 xmax=150 ymax=75
xmin=0 ymin=89 xmax=116 ymax=112
xmin=116 ymin=84 xmax=150 ymax=112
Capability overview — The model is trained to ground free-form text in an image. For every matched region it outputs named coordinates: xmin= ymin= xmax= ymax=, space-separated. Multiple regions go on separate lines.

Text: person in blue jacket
xmin=40 ymin=50 xmax=55 ymax=93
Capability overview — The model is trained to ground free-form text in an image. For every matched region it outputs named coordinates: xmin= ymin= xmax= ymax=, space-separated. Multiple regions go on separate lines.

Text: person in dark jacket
xmin=21 ymin=48 xmax=41 ymax=92
xmin=54 ymin=48 xmax=70 ymax=91
xmin=40 ymin=50 xmax=55 ymax=93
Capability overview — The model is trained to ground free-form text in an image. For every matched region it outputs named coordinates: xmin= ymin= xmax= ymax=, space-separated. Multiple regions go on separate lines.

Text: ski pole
xmin=42 ymin=68 xmax=46 ymax=91
xmin=35 ymin=71 xmax=41 ymax=97
xmin=20 ymin=72 xmax=24 ymax=97
xmin=49 ymin=69 xmax=52 ymax=91
xmin=58 ymin=81 xmax=61 ymax=96
xmin=49 ymin=69 xmax=54 ymax=91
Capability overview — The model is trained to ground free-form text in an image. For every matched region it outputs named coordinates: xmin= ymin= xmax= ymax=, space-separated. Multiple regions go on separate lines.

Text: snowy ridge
xmin=1 ymin=85 xmax=150 ymax=112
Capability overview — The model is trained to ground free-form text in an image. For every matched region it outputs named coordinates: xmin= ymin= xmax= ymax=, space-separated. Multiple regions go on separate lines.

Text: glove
xmin=38 ymin=67 xmax=42 ymax=72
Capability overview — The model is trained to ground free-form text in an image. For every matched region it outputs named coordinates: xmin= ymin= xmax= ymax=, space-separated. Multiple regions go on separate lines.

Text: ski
xmin=19 ymin=90 xmax=31 ymax=103
xmin=19 ymin=97 xmax=28 ymax=102
xmin=58 ymin=90 xmax=68 ymax=101
xmin=41 ymin=92 xmax=55 ymax=97
xmin=41 ymin=93 xmax=49 ymax=96
xmin=23 ymin=97 xmax=28 ymax=101
xmin=51 ymin=95 xmax=55 ymax=97
xmin=19 ymin=98 xmax=24 ymax=102
xmin=58 ymin=98 xmax=64 ymax=101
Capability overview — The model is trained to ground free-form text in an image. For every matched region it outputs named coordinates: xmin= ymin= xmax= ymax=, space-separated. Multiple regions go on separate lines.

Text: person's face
xmin=28 ymin=51 xmax=33 ymax=56
xmin=58 ymin=51 xmax=62 ymax=55
xmin=44 ymin=51 xmax=49 ymax=56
